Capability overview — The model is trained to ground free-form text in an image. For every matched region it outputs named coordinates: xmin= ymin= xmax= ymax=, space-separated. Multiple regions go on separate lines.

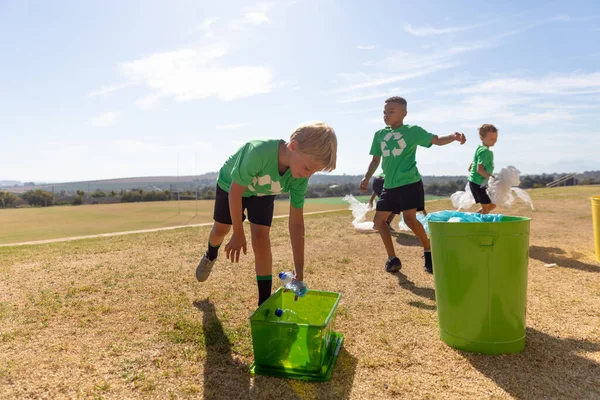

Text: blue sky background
xmin=1 ymin=0 xmax=599 ymax=182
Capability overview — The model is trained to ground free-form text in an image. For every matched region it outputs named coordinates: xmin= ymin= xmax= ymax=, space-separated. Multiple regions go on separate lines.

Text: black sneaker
xmin=424 ymin=251 xmax=433 ymax=274
xmin=385 ymin=257 xmax=402 ymax=273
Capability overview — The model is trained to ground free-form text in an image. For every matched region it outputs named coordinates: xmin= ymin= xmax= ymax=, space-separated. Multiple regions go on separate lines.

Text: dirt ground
xmin=0 ymin=186 xmax=598 ymax=399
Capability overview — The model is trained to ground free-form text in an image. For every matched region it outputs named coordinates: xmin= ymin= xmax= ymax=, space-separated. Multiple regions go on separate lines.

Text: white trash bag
xmin=342 ymin=194 xmax=376 ymax=231
xmin=450 ymin=165 xmax=535 ymax=210
xmin=488 ymin=166 xmax=535 ymax=210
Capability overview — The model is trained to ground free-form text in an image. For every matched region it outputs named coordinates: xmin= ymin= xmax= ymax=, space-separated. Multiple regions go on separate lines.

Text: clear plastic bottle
xmin=274 ymin=308 xmax=308 ymax=324
xmin=278 ymin=272 xmax=308 ymax=297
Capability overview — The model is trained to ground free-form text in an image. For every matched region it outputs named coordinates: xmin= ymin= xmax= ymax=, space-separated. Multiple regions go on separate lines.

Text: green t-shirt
xmin=369 ymin=125 xmax=434 ymax=189
xmin=468 ymin=145 xmax=494 ymax=185
xmin=217 ymin=139 xmax=308 ymax=208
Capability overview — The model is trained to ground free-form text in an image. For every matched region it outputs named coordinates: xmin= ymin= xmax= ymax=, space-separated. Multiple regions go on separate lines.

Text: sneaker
xmin=196 ymin=253 xmax=216 ymax=282
xmin=385 ymin=257 xmax=402 ymax=273
xmin=424 ymin=252 xmax=433 ymax=274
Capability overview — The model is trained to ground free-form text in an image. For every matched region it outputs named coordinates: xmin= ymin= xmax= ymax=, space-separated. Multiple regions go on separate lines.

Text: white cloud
xmin=87 ymin=83 xmax=132 ymax=97
xmin=337 ymin=88 xmax=414 ymax=103
xmin=216 ymin=122 xmax=251 ymax=130
xmin=444 ymin=72 xmax=600 ymax=96
xmin=232 ymin=3 xmax=273 ymax=28
xmin=198 ymin=16 xmax=220 ymax=38
xmin=120 ymin=43 xmax=274 ymax=108
xmin=404 ymin=23 xmax=479 ymax=37
xmin=89 ymin=112 xmax=119 ymax=128
xmin=357 ymin=44 xmax=376 ymax=50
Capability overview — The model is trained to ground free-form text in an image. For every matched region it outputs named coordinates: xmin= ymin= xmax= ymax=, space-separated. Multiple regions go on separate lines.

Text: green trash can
xmin=249 ymin=288 xmax=344 ymax=381
xmin=429 ymin=215 xmax=530 ymax=354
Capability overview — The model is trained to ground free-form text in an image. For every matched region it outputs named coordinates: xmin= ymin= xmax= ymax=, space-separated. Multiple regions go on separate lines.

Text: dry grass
xmin=0 ymin=186 xmax=599 ymax=399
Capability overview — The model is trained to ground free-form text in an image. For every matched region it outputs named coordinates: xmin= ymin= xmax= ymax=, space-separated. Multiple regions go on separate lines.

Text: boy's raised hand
xmin=453 ymin=132 xmax=467 ymax=144
xmin=225 ymin=231 xmax=247 ymax=263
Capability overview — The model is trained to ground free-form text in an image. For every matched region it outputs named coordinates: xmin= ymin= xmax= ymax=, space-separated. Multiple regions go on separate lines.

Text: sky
xmin=1 ymin=0 xmax=599 ymax=183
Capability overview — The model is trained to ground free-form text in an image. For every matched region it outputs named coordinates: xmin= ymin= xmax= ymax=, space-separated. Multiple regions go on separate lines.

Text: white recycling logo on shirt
xmin=380 ymin=131 xmax=407 ymax=157
xmin=247 ymin=175 xmax=283 ymax=196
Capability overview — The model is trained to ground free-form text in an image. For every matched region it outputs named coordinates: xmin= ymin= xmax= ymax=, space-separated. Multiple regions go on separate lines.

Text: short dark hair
xmin=385 ymin=96 xmax=407 ymax=106
xmin=479 ymin=124 xmax=498 ymax=137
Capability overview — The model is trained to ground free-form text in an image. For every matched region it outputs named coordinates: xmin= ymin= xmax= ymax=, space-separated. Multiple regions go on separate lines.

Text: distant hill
xmin=3 ymin=170 xmax=599 ymax=193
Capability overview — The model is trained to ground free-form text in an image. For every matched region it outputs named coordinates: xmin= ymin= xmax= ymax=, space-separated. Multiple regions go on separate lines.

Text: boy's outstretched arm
xmin=360 ymin=156 xmax=381 ymax=192
xmin=431 ymin=132 xmax=466 ymax=146
xmin=468 ymin=162 xmax=473 ymax=172
xmin=225 ymin=182 xmax=247 ymax=263
xmin=289 ymin=205 xmax=305 ymax=282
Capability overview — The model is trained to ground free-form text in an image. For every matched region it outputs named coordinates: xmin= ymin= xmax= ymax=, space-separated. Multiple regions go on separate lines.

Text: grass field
xmin=0 ymin=186 xmax=599 ymax=399
xmin=0 ymin=199 xmax=349 ymax=245
xmin=304 ymin=195 xmax=445 ymax=205
xmin=0 ymin=196 xmax=447 ymax=245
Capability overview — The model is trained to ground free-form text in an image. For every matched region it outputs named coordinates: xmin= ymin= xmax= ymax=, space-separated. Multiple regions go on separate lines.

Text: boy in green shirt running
xmin=468 ymin=124 xmax=498 ymax=215
xmin=360 ymin=96 xmax=466 ymax=274
xmin=196 ymin=121 xmax=337 ymax=306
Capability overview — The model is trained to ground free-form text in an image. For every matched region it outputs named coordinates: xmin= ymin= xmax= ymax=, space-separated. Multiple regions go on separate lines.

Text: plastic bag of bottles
xmin=342 ymin=194 xmax=376 ymax=231
xmin=488 ymin=166 xmax=535 ymax=210
xmin=419 ymin=210 xmax=504 ymax=234
xmin=450 ymin=166 xmax=535 ymax=210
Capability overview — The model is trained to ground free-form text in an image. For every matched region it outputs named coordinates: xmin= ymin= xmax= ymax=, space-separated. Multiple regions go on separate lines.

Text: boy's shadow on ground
xmin=529 ymin=245 xmax=600 ymax=273
xmin=394 ymin=271 xmax=436 ymax=310
xmin=194 ymin=299 xmax=250 ymax=400
xmin=394 ymin=232 xmax=421 ymax=247
xmin=462 ymin=328 xmax=600 ymax=399
xmin=194 ymin=299 xmax=358 ymax=400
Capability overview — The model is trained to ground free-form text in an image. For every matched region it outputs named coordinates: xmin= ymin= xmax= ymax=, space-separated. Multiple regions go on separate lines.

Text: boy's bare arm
xmin=360 ymin=156 xmax=381 ymax=192
xmin=289 ymin=205 xmax=305 ymax=282
xmin=431 ymin=132 xmax=466 ymax=146
xmin=476 ymin=164 xmax=493 ymax=179
xmin=225 ymin=182 xmax=247 ymax=263
xmin=368 ymin=192 xmax=377 ymax=207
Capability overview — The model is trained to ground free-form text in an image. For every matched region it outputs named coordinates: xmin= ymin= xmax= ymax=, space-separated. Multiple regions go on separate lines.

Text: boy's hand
xmin=368 ymin=200 xmax=374 ymax=210
xmin=453 ymin=132 xmax=466 ymax=144
xmin=225 ymin=231 xmax=247 ymax=263
xmin=359 ymin=177 xmax=369 ymax=192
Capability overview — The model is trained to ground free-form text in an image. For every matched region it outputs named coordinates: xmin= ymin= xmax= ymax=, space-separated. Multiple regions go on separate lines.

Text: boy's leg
xmin=481 ymin=203 xmax=496 ymax=214
xmin=207 ymin=222 xmax=231 ymax=259
xmin=403 ymin=209 xmax=430 ymax=249
xmin=197 ymin=186 xmax=235 ymax=282
xmin=385 ymin=213 xmax=396 ymax=232
xmin=247 ymin=195 xmax=276 ymax=306
xmin=251 ymin=223 xmax=272 ymax=306
xmin=375 ymin=186 xmax=403 ymax=272
xmin=374 ymin=211 xmax=396 ymax=257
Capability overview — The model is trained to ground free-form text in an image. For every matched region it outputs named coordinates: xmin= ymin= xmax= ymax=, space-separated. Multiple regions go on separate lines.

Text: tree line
xmin=0 ymin=172 xmax=595 ymax=208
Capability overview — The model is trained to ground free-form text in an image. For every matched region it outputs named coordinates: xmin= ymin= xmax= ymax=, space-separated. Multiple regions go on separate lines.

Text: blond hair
xmin=290 ymin=121 xmax=337 ymax=172
xmin=479 ymin=124 xmax=498 ymax=137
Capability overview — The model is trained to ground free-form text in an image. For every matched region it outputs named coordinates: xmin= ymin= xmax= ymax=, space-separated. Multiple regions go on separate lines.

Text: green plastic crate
xmin=249 ymin=288 xmax=343 ymax=381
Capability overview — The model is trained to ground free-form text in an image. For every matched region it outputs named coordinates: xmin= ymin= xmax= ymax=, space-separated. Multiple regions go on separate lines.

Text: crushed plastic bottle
xmin=278 ymin=272 xmax=308 ymax=298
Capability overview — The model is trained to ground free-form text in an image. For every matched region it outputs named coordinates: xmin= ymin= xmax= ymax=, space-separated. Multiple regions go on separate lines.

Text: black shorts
xmin=376 ymin=180 xmax=425 ymax=213
xmin=213 ymin=185 xmax=276 ymax=227
xmin=372 ymin=176 xmax=384 ymax=197
xmin=469 ymin=181 xmax=492 ymax=205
